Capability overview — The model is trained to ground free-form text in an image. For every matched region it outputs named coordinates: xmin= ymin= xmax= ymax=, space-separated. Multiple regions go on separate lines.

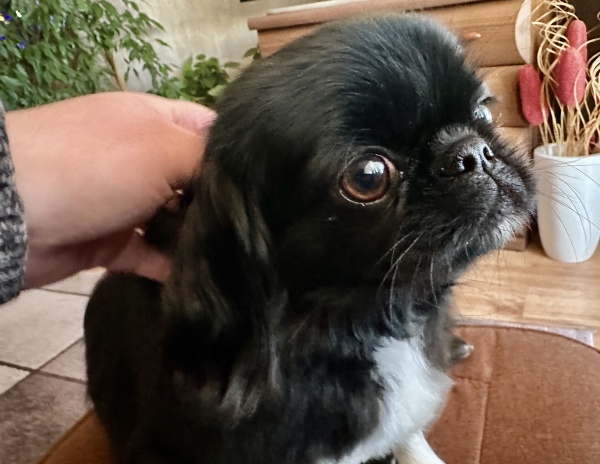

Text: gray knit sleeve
xmin=0 ymin=101 xmax=26 ymax=304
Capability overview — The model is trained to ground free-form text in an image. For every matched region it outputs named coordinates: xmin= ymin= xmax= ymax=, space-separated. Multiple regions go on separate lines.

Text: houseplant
xmin=519 ymin=0 xmax=600 ymax=263
xmin=0 ymin=0 xmax=247 ymax=110
xmin=151 ymin=53 xmax=241 ymax=108
xmin=0 ymin=0 xmax=175 ymax=109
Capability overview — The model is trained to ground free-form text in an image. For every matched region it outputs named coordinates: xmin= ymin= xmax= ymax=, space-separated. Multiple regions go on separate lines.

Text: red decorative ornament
xmin=554 ymin=46 xmax=587 ymax=107
xmin=566 ymin=19 xmax=588 ymax=64
xmin=518 ymin=64 xmax=548 ymax=126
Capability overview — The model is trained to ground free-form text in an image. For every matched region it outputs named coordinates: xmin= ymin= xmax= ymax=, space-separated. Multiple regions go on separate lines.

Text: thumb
xmin=148 ymin=98 xmax=216 ymax=189
xmin=169 ymin=99 xmax=217 ymax=135
xmin=141 ymin=93 xmax=217 ymax=135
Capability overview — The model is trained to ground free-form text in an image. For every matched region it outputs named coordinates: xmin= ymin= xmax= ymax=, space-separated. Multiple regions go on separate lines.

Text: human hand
xmin=5 ymin=92 xmax=216 ymax=288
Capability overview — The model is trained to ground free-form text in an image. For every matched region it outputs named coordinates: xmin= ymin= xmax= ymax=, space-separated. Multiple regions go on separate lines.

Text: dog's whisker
xmin=376 ymin=231 xmax=410 ymax=265
xmin=429 ymin=255 xmax=437 ymax=306
xmin=386 ymin=233 xmax=424 ymax=314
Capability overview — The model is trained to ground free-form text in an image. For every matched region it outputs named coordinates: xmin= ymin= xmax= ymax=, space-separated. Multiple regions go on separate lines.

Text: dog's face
xmin=165 ymin=13 xmax=535 ymax=415
xmin=195 ymin=14 xmax=534 ymax=295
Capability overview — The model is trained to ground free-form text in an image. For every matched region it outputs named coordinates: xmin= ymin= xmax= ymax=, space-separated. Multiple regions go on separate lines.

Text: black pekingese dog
xmin=84 ymin=13 xmax=535 ymax=464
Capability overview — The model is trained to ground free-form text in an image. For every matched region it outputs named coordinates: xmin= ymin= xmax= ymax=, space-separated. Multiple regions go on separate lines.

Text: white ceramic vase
xmin=534 ymin=143 xmax=600 ymax=263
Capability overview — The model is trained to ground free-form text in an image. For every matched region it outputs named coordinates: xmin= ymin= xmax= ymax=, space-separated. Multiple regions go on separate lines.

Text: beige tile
xmin=43 ymin=268 xmax=105 ymax=296
xmin=0 ymin=365 xmax=29 ymax=395
xmin=41 ymin=340 xmax=86 ymax=382
xmin=0 ymin=373 xmax=90 ymax=464
xmin=0 ymin=290 xmax=88 ymax=369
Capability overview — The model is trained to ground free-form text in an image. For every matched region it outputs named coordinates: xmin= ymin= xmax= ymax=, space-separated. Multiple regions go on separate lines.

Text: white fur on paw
xmin=394 ymin=431 xmax=445 ymax=464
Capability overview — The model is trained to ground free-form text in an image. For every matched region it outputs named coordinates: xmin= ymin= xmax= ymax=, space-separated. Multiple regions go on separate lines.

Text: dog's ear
xmin=162 ymin=158 xmax=283 ymax=423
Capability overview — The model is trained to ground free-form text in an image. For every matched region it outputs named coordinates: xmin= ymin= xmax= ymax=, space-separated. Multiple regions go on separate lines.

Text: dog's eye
xmin=473 ymin=104 xmax=493 ymax=123
xmin=340 ymin=155 xmax=394 ymax=203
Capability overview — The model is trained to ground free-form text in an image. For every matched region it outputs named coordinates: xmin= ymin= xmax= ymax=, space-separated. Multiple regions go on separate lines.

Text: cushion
xmin=39 ymin=326 xmax=600 ymax=464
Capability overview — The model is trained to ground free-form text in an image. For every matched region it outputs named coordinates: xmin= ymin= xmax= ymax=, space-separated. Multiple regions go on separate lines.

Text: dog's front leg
xmin=394 ymin=431 xmax=445 ymax=464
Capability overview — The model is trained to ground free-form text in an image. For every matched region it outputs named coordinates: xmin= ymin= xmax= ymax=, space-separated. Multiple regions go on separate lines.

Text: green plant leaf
xmin=181 ymin=56 xmax=193 ymax=74
xmin=91 ymin=3 xmax=104 ymax=20
xmin=0 ymin=76 xmax=22 ymax=88
xmin=207 ymin=84 xmax=226 ymax=98
xmin=244 ymin=47 xmax=260 ymax=58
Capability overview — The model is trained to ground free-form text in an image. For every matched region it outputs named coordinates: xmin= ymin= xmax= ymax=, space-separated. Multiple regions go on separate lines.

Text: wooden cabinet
xmin=250 ymin=0 xmax=533 ymax=63
xmin=248 ymin=0 xmax=540 ymax=250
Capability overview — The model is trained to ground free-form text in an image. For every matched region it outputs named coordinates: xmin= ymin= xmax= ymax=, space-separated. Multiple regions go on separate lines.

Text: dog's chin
xmin=479 ymin=177 xmax=534 ymax=249
xmin=451 ymin=201 xmax=530 ymax=259
xmin=420 ymin=191 xmax=531 ymax=263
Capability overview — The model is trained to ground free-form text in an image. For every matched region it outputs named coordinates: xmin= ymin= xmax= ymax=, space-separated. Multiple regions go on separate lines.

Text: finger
xmin=131 ymin=92 xmax=217 ymax=135
xmin=156 ymin=122 xmax=207 ymax=190
xmin=102 ymin=231 xmax=172 ymax=282
xmin=139 ymin=97 xmax=216 ymax=190
xmin=164 ymin=98 xmax=217 ymax=135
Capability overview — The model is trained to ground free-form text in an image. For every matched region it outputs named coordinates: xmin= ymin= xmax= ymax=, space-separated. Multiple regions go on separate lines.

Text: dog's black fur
xmin=85 ymin=14 xmax=535 ymax=464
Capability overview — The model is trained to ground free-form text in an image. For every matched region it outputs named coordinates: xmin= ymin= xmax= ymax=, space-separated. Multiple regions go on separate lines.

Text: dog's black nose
xmin=435 ymin=137 xmax=495 ymax=177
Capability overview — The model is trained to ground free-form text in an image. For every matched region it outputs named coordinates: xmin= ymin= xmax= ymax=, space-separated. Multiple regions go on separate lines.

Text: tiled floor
xmin=0 ymin=269 xmax=103 ymax=464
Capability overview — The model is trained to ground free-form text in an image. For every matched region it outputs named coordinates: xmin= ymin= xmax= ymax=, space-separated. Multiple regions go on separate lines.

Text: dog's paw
xmin=450 ymin=335 xmax=474 ymax=364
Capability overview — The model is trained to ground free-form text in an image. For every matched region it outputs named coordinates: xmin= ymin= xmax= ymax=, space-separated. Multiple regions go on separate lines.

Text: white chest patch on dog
xmin=324 ymin=338 xmax=452 ymax=464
